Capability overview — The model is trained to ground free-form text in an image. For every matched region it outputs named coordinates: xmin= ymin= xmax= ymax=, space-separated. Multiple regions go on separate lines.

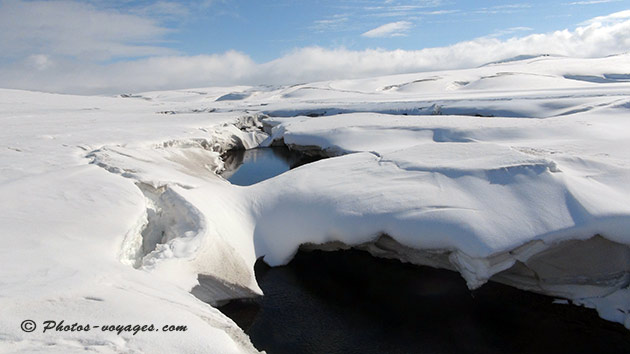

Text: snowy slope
xmin=2 ymin=54 xmax=630 ymax=352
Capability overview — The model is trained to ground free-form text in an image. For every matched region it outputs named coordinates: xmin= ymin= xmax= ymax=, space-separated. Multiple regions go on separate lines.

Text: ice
xmin=2 ymin=54 xmax=630 ymax=352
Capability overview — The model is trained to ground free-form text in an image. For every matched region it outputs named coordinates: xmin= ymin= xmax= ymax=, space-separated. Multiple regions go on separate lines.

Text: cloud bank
xmin=362 ymin=21 xmax=413 ymax=37
xmin=1 ymin=1 xmax=630 ymax=94
xmin=0 ymin=0 xmax=174 ymax=60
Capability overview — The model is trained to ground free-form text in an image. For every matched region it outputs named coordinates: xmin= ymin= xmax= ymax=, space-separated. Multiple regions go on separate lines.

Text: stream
xmin=216 ymin=146 xmax=630 ymax=354
xmin=220 ymin=249 xmax=630 ymax=354
xmin=221 ymin=146 xmax=321 ymax=186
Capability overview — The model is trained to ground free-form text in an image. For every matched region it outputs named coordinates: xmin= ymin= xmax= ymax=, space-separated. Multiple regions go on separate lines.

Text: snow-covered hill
xmin=2 ymin=54 xmax=630 ymax=352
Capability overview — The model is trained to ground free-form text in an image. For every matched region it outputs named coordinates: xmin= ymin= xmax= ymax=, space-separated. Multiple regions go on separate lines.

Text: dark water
xmin=219 ymin=249 xmax=630 ymax=354
xmin=221 ymin=147 xmax=322 ymax=186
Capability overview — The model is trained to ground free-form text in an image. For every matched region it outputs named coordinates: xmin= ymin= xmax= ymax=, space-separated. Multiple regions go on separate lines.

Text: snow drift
xmin=2 ymin=54 xmax=630 ymax=352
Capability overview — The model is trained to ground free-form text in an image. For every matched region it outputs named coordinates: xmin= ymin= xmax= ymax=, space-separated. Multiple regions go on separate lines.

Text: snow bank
xmin=2 ymin=55 xmax=630 ymax=353
xmin=0 ymin=89 xmax=262 ymax=353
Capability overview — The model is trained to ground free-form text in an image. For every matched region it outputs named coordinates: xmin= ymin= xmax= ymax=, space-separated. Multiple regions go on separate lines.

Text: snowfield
xmin=2 ymin=54 xmax=630 ymax=352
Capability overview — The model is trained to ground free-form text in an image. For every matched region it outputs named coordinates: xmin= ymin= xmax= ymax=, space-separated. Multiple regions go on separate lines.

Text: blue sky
xmin=1 ymin=0 xmax=629 ymax=93
xmin=110 ymin=0 xmax=629 ymax=61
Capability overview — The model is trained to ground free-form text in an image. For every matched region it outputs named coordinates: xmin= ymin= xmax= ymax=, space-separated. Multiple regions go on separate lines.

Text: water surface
xmin=221 ymin=147 xmax=321 ymax=186
xmin=220 ymin=249 xmax=630 ymax=354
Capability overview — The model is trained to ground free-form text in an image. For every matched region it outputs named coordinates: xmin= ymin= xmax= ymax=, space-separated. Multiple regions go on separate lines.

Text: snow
xmin=2 ymin=54 xmax=630 ymax=352
xmin=0 ymin=90 xmax=261 ymax=353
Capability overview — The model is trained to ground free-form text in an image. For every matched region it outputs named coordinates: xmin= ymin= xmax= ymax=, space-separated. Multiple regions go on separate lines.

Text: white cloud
xmin=568 ymin=0 xmax=620 ymax=5
xmin=420 ymin=10 xmax=459 ymax=15
xmin=26 ymin=54 xmax=54 ymax=71
xmin=487 ymin=26 xmax=534 ymax=38
xmin=0 ymin=0 xmax=175 ymax=60
xmin=312 ymin=15 xmax=349 ymax=32
xmin=362 ymin=21 xmax=413 ymax=38
xmin=363 ymin=1 xmax=446 ymax=18
xmin=581 ymin=9 xmax=630 ymax=24
xmin=475 ymin=3 xmax=531 ymax=14
xmin=1 ymin=9 xmax=630 ymax=94
xmin=130 ymin=1 xmax=191 ymax=19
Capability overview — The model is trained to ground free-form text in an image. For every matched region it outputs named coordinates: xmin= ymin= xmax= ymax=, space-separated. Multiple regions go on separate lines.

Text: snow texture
xmin=2 ymin=54 xmax=630 ymax=352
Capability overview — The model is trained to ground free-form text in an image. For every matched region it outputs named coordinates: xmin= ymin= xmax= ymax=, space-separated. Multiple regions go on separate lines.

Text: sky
xmin=0 ymin=0 xmax=629 ymax=94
